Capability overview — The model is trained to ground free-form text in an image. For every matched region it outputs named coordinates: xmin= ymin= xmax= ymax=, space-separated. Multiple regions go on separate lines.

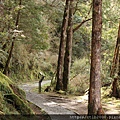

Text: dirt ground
xmin=20 ymin=81 xmax=120 ymax=116
xmin=42 ymin=92 xmax=88 ymax=114
xmin=43 ymin=91 xmax=120 ymax=115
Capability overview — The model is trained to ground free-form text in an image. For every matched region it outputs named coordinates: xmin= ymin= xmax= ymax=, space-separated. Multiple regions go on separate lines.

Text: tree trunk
xmin=56 ymin=0 xmax=70 ymax=90
xmin=110 ymin=22 xmax=120 ymax=77
xmin=62 ymin=0 xmax=73 ymax=91
xmin=3 ymin=0 xmax=22 ymax=75
xmin=3 ymin=41 xmax=14 ymax=75
xmin=88 ymin=0 xmax=102 ymax=114
xmin=116 ymin=22 xmax=120 ymax=98
xmin=112 ymin=78 xmax=118 ymax=97
xmin=110 ymin=22 xmax=120 ymax=98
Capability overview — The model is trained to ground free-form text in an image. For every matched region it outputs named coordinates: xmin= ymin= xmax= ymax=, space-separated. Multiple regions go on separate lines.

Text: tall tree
xmin=111 ymin=22 xmax=120 ymax=97
xmin=3 ymin=0 xmax=22 ymax=75
xmin=110 ymin=23 xmax=120 ymax=77
xmin=56 ymin=0 xmax=70 ymax=90
xmin=88 ymin=0 xmax=102 ymax=114
xmin=62 ymin=0 xmax=74 ymax=91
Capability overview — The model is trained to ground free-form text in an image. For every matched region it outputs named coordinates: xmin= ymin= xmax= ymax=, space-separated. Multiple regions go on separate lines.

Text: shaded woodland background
xmin=0 ymin=0 xmax=120 ymax=95
xmin=0 ymin=0 xmax=120 ymax=116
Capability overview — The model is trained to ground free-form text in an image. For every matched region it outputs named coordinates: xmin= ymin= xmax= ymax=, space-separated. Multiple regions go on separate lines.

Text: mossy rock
xmin=57 ymin=90 xmax=66 ymax=95
xmin=0 ymin=71 xmax=25 ymax=99
xmin=4 ymin=94 xmax=34 ymax=114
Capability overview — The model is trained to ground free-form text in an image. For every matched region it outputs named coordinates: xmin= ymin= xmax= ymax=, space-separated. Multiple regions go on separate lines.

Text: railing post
xmin=39 ymin=76 xmax=45 ymax=93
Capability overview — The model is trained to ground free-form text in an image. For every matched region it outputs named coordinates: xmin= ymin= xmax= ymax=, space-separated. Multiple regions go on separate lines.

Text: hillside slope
xmin=0 ymin=72 xmax=34 ymax=119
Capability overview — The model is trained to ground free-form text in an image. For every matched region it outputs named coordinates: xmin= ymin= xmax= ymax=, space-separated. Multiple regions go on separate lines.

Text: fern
xmin=0 ymin=49 xmax=8 ymax=63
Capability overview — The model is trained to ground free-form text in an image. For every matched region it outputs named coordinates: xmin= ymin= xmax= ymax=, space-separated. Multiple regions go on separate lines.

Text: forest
xmin=0 ymin=0 xmax=120 ymax=119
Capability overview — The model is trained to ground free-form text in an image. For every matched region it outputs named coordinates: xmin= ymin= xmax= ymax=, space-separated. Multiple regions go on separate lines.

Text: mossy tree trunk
xmin=56 ymin=0 xmax=70 ymax=91
xmin=88 ymin=0 xmax=102 ymax=114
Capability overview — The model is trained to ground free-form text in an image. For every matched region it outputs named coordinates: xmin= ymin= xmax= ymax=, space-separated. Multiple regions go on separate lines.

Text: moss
xmin=0 ymin=83 xmax=13 ymax=94
xmin=101 ymin=86 xmax=112 ymax=98
xmin=0 ymin=72 xmax=34 ymax=115
xmin=0 ymin=73 xmax=14 ymax=94
xmin=33 ymin=82 xmax=51 ymax=93
xmin=57 ymin=90 xmax=66 ymax=95
xmin=9 ymin=84 xmax=26 ymax=100
xmin=0 ymin=93 xmax=17 ymax=114
xmin=4 ymin=94 xmax=34 ymax=114
xmin=0 ymin=72 xmax=13 ymax=84
xmin=0 ymin=92 xmax=4 ymax=112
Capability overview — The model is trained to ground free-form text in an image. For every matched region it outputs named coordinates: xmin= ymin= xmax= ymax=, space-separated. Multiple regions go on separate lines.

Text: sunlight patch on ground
xmin=102 ymin=97 xmax=120 ymax=114
xmin=43 ymin=102 xmax=58 ymax=107
xmin=105 ymin=109 xmax=120 ymax=114
xmin=73 ymin=94 xmax=88 ymax=102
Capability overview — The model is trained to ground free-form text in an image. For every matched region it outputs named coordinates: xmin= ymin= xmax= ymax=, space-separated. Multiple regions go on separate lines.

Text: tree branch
xmin=73 ymin=1 xmax=92 ymax=33
xmin=73 ymin=18 xmax=92 ymax=33
xmin=73 ymin=0 xmax=79 ymax=15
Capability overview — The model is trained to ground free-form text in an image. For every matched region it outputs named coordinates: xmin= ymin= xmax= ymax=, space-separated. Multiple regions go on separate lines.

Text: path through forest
xmin=19 ymin=81 xmax=120 ymax=120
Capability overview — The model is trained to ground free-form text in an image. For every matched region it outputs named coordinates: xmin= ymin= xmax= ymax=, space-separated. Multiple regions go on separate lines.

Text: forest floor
xmin=19 ymin=81 xmax=120 ymax=119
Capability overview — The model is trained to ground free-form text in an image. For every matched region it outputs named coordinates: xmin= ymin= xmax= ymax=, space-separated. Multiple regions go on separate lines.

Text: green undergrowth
xmin=101 ymin=86 xmax=120 ymax=114
xmin=0 ymin=72 xmax=34 ymax=115
xmin=33 ymin=82 xmax=51 ymax=93
xmin=101 ymin=86 xmax=112 ymax=98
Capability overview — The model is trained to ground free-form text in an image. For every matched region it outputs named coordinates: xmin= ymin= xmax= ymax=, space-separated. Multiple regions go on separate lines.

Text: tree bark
xmin=56 ymin=0 xmax=70 ymax=90
xmin=62 ymin=0 xmax=73 ymax=91
xmin=110 ymin=22 xmax=120 ymax=77
xmin=3 ymin=41 xmax=14 ymax=75
xmin=88 ymin=0 xmax=102 ymax=114
xmin=111 ymin=22 xmax=120 ymax=98
xmin=112 ymin=78 xmax=118 ymax=97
